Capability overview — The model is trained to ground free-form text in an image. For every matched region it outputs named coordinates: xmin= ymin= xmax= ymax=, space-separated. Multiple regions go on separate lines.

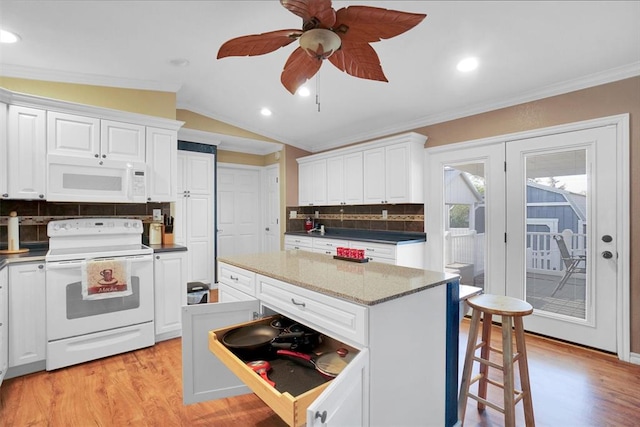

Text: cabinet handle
xmin=315 ymin=410 xmax=327 ymax=423
xmin=39 ymin=194 xmax=44 ymax=199
xmin=366 ymin=248 xmax=375 ymax=252
xmin=230 ymin=275 xmax=239 ymax=281
xmin=95 ymin=154 xmax=99 ymax=158
xmin=291 ymin=298 xmax=306 ymax=307
xmin=38 ymin=264 xmax=44 ymax=269
xmin=102 ymin=154 xmax=107 ymax=158
xmin=147 ymin=197 xmax=152 ymax=201
xmin=2 ymin=193 xmax=8 ymax=197
xmin=156 ymin=255 xmax=160 ymax=259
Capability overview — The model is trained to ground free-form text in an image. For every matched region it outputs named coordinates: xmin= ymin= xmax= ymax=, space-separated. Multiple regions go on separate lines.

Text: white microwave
xmin=47 ymin=154 xmax=147 ymax=203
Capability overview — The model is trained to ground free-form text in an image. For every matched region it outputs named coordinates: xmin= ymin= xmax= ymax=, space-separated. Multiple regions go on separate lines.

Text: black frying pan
xmin=222 ymin=324 xmax=281 ymax=351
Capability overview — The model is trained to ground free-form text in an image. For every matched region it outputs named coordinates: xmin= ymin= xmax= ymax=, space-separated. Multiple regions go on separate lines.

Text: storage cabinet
xmin=284 ymin=235 xmax=313 ymax=250
xmin=175 ymin=151 xmax=214 ymax=285
xmin=0 ymin=267 xmax=8 ymax=386
xmin=326 ymin=152 xmax=363 ymax=205
xmin=8 ymin=262 xmax=46 ymax=368
xmin=153 ymin=250 xmax=187 ymax=341
xmin=0 ymin=103 xmax=7 ymax=198
xmin=7 ymin=106 xmax=46 ymax=200
xmin=146 ymin=126 xmax=177 ymax=202
xmin=298 ymin=159 xmax=327 ymax=206
xmin=47 ymin=112 xmax=145 ymax=163
xmin=311 ymin=237 xmax=349 ymax=256
xmin=183 ymin=263 xmax=369 ymax=427
xmin=297 ymin=132 xmax=426 ymax=206
xmin=183 ymin=258 xmax=455 ymax=426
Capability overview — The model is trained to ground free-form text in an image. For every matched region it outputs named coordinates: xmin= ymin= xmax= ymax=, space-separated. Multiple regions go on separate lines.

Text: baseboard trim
xmin=629 ymin=352 xmax=640 ymax=365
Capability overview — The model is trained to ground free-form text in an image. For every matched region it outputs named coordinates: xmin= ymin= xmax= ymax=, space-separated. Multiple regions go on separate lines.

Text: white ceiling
xmin=1 ymin=1 xmax=639 ymax=154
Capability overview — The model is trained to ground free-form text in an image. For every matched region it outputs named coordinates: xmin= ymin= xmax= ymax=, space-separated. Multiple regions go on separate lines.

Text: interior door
xmin=505 ymin=126 xmax=618 ymax=352
xmin=263 ymin=164 xmax=281 ymax=252
xmin=217 ymin=165 xmax=262 ymax=258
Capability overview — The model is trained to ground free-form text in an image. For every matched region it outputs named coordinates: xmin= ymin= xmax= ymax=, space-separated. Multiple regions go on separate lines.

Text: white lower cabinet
xmin=153 ymin=251 xmax=187 ymax=341
xmin=0 ymin=267 xmax=8 ymax=386
xmin=8 ymin=262 xmax=46 ymax=368
xmin=182 ymin=262 xmax=369 ymax=426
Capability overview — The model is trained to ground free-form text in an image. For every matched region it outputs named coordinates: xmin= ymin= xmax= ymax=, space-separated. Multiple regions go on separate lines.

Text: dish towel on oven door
xmin=81 ymin=258 xmax=133 ymax=300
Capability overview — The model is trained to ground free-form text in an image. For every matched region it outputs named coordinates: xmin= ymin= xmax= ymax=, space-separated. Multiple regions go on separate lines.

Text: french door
xmin=426 ymin=120 xmax=625 ymax=353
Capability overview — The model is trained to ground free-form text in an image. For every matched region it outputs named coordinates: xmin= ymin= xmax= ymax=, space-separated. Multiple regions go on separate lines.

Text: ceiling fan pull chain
xmin=316 ymin=72 xmax=321 ymax=112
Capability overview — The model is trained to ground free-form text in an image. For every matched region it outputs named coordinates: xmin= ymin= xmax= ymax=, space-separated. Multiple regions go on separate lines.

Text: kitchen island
xmin=182 ymin=250 xmax=460 ymax=426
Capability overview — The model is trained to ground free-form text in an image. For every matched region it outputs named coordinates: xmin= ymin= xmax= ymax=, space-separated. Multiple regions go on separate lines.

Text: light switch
xmin=153 ymin=209 xmax=162 ymax=221
xmin=382 ymin=209 xmax=388 ymax=219
xmin=289 ymin=210 xmax=297 ymax=219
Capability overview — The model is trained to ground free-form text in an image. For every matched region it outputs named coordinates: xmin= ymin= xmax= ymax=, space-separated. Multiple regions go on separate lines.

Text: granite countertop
xmin=285 ymin=228 xmax=426 ymax=245
xmin=0 ymin=246 xmax=49 ymax=271
xmin=219 ymin=250 xmax=457 ymax=306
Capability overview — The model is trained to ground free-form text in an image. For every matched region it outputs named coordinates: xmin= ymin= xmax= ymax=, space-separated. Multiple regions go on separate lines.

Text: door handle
xmin=265 ymin=227 xmax=270 ymax=231
xmin=602 ymin=251 xmax=613 ymax=259
xmin=602 ymin=235 xmax=613 ymax=243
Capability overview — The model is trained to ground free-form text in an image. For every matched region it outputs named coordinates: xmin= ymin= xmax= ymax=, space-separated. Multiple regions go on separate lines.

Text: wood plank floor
xmin=1 ymin=315 xmax=639 ymax=426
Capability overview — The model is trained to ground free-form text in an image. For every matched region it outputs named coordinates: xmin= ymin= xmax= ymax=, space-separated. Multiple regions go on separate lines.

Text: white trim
xmin=0 ymin=87 xmax=184 ymax=130
xmin=177 ymin=128 xmax=221 ymax=146
xmin=629 ymin=353 xmax=640 ymax=366
xmin=425 ymin=114 xmax=631 ymax=362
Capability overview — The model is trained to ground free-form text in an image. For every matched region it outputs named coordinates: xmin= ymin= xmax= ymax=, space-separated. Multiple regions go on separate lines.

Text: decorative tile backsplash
xmin=286 ymin=204 xmax=424 ymax=233
xmin=0 ymin=200 xmax=171 ymax=247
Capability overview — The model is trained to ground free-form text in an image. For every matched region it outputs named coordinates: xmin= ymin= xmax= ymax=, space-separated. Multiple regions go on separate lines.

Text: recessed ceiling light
xmin=0 ymin=29 xmax=21 ymax=44
xmin=169 ymin=58 xmax=190 ymax=67
xmin=260 ymin=108 xmax=272 ymax=116
xmin=457 ymin=57 xmax=479 ymax=72
xmin=297 ymin=87 xmax=311 ymax=97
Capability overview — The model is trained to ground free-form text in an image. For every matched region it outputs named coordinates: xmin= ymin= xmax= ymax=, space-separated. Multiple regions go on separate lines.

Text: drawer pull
xmin=230 ymin=275 xmax=239 ymax=281
xmin=315 ymin=410 xmax=327 ymax=423
xmin=291 ymin=298 xmax=306 ymax=307
xmin=366 ymin=248 xmax=375 ymax=252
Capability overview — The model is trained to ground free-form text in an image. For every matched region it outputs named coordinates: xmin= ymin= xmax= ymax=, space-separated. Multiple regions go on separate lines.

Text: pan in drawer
xmin=208 ymin=316 xmax=358 ymax=427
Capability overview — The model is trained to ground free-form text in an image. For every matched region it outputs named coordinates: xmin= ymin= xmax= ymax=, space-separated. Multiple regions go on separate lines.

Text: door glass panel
xmin=443 ymin=163 xmax=486 ymax=290
xmin=524 ymin=149 xmax=587 ymax=319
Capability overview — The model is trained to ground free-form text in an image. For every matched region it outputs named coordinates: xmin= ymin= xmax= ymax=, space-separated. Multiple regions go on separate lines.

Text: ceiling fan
xmin=217 ymin=0 xmax=426 ymax=95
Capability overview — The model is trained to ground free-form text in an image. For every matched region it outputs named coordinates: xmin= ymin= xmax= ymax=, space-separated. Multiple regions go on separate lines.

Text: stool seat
xmin=466 ymin=294 xmax=533 ymax=317
xmin=459 ymin=294 xmax=535 ymax=426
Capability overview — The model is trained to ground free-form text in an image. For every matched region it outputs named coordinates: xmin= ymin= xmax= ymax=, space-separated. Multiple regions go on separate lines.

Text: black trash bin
xmin=187 ymin=281 xmax=209 ymax=304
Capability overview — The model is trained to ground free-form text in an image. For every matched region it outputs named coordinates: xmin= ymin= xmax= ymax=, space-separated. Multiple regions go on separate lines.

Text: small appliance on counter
xmin=149 ymin=222 xmax=163 ymax=245
xmin=0 ymin=211 xmax=29 ymax=254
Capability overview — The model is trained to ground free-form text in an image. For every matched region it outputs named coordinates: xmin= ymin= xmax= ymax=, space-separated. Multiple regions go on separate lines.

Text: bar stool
xmin=458 ymin=294 xmax=535 ymax=427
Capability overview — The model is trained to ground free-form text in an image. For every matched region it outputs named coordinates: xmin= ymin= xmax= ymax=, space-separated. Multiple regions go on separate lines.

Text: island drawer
xmin=208 ymin=316 xmax=359 ymax=427
xmin=218 ymin=262 xmax=256 ymax=296
xmin=256 ymin=274 xmax=368 ymax=347
xmin=312 ymin=238 xmax=349 ymax=255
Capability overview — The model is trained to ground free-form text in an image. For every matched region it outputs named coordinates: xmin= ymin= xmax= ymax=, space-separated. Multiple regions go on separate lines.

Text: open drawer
xmin=208 ymin=315 xmax=360 ymax=427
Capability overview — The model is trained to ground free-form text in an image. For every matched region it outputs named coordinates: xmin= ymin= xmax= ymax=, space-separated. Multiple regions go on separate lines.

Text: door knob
xmin=602 ymin=235 xmax=613 ymax=243
xmin=265 ymin=227 xmax=270 ymax=231
xmin=602 ymin=251 xmax=613 ymax=259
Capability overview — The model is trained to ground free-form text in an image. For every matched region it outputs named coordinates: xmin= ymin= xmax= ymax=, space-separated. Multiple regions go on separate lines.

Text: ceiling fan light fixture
xmin=457 ymin=57 xmax=479 ymax=72
xmin=260 ymin=107 xmax=272 ymax=116
xmin=0 ymin=29 xmax=21 ymax=44
xmin=297 ymin=86 xmax=311 ymax=97
xmin=298 ymin=29 xmax=341 ymax=59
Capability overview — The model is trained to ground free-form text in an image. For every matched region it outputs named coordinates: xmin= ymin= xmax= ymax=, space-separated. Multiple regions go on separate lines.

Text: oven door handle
xmin=46 ymin=260 xmax=85 ymax=270
xmin=46 ymin=255 xmax=152 ymax=270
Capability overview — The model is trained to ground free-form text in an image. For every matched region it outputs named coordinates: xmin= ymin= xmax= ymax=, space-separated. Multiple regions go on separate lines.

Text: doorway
xmin=425 ymin=115 xmax=629 ymax=357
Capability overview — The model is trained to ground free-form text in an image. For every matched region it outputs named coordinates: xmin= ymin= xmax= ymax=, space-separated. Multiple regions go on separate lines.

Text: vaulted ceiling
xmin=1 ymin=1 xmax=638 ymax=153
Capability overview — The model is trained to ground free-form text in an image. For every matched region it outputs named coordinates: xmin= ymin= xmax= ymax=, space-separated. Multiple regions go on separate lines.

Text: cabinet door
xmin=146 ymin=127 xmax=177 ymax=202
xmin=154 ymin=252 xmax=187 ymax=340
xmin=385 ymin=143 xmax=411 ymax=203
xmin=0 ymin=103 xmax=8 ymax=198
xmin=343 ymin=151 xmax=363 ymax=205
xmin=100 ymin=119 xmax=146 ymax=162
xmin=187 ymin=194 xmax=213 ymax=284
xmin=46 ymin=111 xmax=100 ymax=158
xmin=310 ymin=160 xmax=327 ymax=205
xmin=7 ymin=106 xmax=46 ymax=200
xmin=8 ymin=262 xmax=46 ymax=367
xmin=307 ymin=348 xmax=369 ymax=427
xmin=298 ymin=161 xmax=313 ymax=206
xmin=185 ymin=151 xmax=213 ymax=195
xmin=182 ymin=300 xmax=259 ymax=404
xmin=326 ymin=156 xmax=344 ymax=205
xmin=363 ymin=147 xmax=386 ymax=204
xmin=0 ymin=267 xmax=8 ymax=385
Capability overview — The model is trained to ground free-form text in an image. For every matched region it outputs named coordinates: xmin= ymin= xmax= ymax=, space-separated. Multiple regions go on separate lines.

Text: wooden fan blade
xmin=217 ymin=29 xmax=303 ymax=59
xmin=334 ymin=6 xmax=426 ymax=43
xmin=280 ymin=0 xmax=336 ymax=28
xmin=328 ymin=42 xmax=388 ymax=82
xmin=281 ymin=47 xmax=322 ymax=94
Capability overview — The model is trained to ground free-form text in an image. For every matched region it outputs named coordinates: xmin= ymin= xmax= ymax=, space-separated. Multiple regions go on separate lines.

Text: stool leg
xmin=502 ymin=316 xmax=516 ymax=427
xmin=515 ymin=316 xmax=535 ymax=426
xmin=477 ymin=312 xmax=493 ymax=411
xmin=458 ymin=309 xmax=481 ymax=425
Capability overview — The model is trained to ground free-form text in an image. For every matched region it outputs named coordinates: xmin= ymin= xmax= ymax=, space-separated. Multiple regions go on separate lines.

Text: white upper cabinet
xmin=298 ymin=132 xmax=426 ymax=206
xmin=298 ymin=158 xmax=327 ymax=206
xmin=100 ymin=119 xmax=146 ymax=162
xmin=48 ymin=112 xmax=145 ymax=163
xmin=146 ymin=126 xmax=177 ymax=202
xmin=7 ymin=106 xmax=46 ymax=200
xmin=326 ymin=152 xmax=363 ymax=205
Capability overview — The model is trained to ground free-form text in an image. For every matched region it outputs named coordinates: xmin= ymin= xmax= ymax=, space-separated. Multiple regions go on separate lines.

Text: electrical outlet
xmin=153 ymin=209 xmax=162 ymax=221
xmin=315 ymin=210 xmax=320 ymax=219
xmin=382 ymin=209 xmax=388 ymax=219
xmin=289 ymin=210 xmax=297 ymax=219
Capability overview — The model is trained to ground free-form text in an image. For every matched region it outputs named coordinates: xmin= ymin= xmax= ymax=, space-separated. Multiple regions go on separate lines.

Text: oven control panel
xmin=48 ymin=218 xmax=143 ymax=237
